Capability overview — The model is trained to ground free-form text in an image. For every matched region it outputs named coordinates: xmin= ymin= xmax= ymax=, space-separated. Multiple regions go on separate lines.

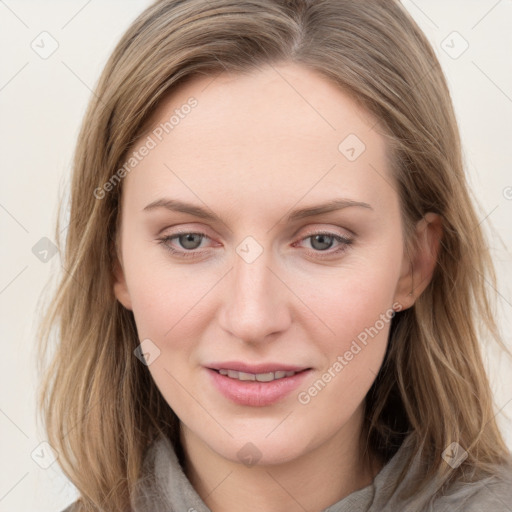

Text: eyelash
xmin=157 ymin=229 xmax=354 ymax=260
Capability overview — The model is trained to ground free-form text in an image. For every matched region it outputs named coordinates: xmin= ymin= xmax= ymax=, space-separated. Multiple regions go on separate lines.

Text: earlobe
xmin=393 ymin=212 xmax=443 ymax=310
xmin=113 ymin=257 xmax=133 ymax=311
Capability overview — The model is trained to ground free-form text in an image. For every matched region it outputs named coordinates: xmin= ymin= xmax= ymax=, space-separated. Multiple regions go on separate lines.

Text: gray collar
xmin=130 ymin=432 xmax=512 ymax=512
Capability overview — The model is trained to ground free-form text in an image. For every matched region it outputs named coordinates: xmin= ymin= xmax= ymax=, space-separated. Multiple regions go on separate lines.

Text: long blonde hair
xmin=37 ymin=0 xmax=511 ymax=510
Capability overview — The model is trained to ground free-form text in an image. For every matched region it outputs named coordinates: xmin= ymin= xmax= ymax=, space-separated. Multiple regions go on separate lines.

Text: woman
xmin=37 ymin=0 xmax=512 ymax=511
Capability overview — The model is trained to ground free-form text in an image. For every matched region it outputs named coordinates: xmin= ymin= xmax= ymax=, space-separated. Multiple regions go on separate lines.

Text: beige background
xmin=0 ymin=1 xmax=511 ymax=510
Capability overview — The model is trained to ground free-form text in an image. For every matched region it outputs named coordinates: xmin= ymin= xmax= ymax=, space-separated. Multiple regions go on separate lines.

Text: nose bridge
xmin=219 ymin=240 xmax=290 ymax=342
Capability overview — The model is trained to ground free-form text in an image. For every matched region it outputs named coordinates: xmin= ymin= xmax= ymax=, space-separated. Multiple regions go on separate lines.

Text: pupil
xmin=311 ymin=234 xmax=333 ymax=251
xmin=180 ymin=233 xmax=202 ymax=249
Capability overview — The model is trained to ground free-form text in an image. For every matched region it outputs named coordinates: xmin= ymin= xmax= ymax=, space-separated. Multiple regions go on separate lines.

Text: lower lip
xmin=206 ymin=368 xmax=311 ymax=407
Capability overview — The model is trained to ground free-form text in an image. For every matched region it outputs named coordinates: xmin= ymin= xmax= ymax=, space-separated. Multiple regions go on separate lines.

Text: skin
xmin=113 ymin=62 xmax=442 ymax=512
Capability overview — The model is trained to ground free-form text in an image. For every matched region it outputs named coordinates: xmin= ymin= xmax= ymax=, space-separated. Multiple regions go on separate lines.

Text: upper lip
xmin=206 ymin=361 xmax=310 ymax=374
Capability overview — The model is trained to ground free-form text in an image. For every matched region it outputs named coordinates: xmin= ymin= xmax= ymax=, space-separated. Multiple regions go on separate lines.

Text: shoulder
xmin=438 ymin=463 xmax=512 ymax=512
xmin=459 ymin=477 xmax=512 ymax=511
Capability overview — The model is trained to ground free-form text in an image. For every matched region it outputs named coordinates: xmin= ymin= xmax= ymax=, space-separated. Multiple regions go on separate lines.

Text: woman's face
xmin=113 ymin=62 xmax=420 ymax=466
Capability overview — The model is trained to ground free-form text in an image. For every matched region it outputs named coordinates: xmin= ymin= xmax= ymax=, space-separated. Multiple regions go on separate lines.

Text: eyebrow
xmin=143 ymin=198 xmax=373 ymax=223
xmin=143 ymin=197 xmax=373 ymax=223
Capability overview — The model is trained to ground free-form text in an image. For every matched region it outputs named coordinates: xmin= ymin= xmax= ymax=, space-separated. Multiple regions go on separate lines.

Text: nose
xmin=217 ymin=244 xmax=292 ymax=345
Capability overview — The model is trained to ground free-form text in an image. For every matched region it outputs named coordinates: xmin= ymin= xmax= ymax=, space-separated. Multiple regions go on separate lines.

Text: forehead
xmin=124 ymin=62 xmax=396 ymax=215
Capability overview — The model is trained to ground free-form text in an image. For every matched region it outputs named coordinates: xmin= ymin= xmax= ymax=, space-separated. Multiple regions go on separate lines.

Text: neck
xmin=180 ymin=408 xmax=383 ymax=512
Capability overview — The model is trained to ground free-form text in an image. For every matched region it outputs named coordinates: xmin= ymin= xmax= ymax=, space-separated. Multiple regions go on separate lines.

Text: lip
xmin=205 ymin=361 xmax=312 ymax=407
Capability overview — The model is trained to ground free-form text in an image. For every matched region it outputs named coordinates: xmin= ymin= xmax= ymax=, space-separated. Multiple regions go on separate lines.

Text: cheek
xmin=304 ymin=257 xmax=401 ymax=351
xmin=124 ymin=248 xmax=220 ymax=346
xmin=128 ymin=273 xmax=196 ymax=342
xmin=126 ymin=235 xmax=402 ymax=343
xmin=296 ymin=251 xmax=401 ymax=401
xmin=330 ymin=275 xmax=397 ymax=344
xmin=297 ymin=296 xmax=394 ymax=420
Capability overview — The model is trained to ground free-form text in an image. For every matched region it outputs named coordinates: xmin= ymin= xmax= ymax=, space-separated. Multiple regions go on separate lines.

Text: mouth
xmin=205 ymin=362 xmax=312 ymax=406
xmin=206 ymin=361 xmax=311 ymax=381
xmin=212 ymin=368 xmax=306 ymax=382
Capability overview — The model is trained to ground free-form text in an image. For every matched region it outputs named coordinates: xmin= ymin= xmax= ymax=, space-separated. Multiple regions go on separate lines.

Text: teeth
xmin=217 ymin=369 xmax=298 ymax=382
xmin=238 ymin=371 xmax=256 ymax=381
xmin=255 ymin=372 xmax=274 ymax=382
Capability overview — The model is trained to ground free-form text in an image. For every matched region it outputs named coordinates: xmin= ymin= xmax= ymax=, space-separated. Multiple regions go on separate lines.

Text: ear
xmin=393 ymin=212 xmax=443 ymax=311
xmin=113 ymin=250 xmax=133 ymax=311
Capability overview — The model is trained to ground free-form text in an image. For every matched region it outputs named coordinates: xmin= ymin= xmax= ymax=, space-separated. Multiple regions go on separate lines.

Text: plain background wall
xmin=0 ymin=1 xmax=511 ymax=510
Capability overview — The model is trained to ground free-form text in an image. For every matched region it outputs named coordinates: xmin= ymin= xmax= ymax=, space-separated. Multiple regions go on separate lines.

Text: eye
xmin=157 ymin=229 xmax=354 ymax=260
xmin=172 ymin=232 xmax=204 ymax=250
xmin=294 ymin=231 xmax=354 ymax=258
xmin=157 ymin=231 xmax=210 ymax=259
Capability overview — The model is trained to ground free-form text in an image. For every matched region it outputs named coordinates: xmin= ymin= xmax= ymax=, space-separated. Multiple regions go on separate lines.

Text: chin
xmin=202 ymin=427 xmax=316 ymax=467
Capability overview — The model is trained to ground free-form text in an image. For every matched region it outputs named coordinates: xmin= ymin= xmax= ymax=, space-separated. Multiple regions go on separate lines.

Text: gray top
xmin=63 ymin=433 xmax=512 ymax=511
